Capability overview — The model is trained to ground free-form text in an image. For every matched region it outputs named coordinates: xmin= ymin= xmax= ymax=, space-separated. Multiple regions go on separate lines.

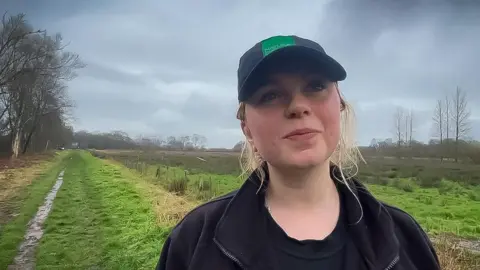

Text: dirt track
xmin=7 ymin=170 xmax=64 ymax=270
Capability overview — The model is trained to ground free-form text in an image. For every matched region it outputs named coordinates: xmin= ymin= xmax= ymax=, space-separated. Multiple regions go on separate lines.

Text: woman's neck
xmin=264 ymin=161 xmax=341 ymax=240
xmin=265 ymin=161 xmax=338 ymax=211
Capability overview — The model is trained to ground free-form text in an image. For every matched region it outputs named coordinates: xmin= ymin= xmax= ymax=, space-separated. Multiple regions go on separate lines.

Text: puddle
xmin=8 ymin=170 xmax=65 ymax=270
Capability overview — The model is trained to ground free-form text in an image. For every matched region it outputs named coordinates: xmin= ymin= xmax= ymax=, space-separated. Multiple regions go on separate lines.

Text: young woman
xmin=156 ymin=35 xmax=440 ymax=270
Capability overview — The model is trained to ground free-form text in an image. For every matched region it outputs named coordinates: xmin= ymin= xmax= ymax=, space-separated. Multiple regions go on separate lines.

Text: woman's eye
xmin=259 ymin=91 xmax=280 ymax=103
xmin=307 ymin=80 xmax=328 ymax=91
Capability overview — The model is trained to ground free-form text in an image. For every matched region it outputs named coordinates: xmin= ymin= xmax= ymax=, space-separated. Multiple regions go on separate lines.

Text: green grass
xmin=96 ymin=149 xmax=480 ymax=186
xmin=368 ymin=184 xmax=480 ymax=238
xmin=98 ymin=150 xmax=480 ymax=239
xmin=135 ymin=164 xmax=242 ymax=201
xmin=177 ymin=168 xmax=480 ymax=238
xmin=114 ymin=156 xmax=480 ymax=239
xmin=0 ymin=152 xmax=68 ymax=268
xmin=35 ymin=151 xmax=169 ymax=270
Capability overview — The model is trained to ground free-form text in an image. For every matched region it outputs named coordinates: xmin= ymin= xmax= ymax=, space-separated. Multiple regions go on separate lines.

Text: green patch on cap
xmin=261 ymin=36 xmax=296 ymax=57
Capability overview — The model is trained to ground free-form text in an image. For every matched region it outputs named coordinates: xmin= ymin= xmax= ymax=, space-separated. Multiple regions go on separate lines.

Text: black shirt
xmin=264 ymin=193 xmax=354 ymax=270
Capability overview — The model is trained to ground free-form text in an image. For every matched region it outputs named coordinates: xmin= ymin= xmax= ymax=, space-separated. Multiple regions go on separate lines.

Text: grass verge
xmin=0 ymin=152 xmax=68 ymax=268
xmin=0 ymin=152 xmax=66 ymax=226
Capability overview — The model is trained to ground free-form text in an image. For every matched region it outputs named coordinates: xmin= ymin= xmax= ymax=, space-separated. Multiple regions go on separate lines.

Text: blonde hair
xmin=236 ymin=88 xmax=366 ymax=222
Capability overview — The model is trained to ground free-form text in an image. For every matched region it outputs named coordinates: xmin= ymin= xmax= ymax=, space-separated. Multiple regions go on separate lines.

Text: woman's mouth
xmin=283 ymin=128 xmax=320 ymax=140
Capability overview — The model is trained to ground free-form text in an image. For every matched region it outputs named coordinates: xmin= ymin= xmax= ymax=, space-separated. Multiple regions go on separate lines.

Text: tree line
xmin=0 ymin=13 xmax=81 ymax=158
xmin=368 ymin=87 xmax=479 ymax=163
xmin=73 ymin=130 xmax=208 ymax=151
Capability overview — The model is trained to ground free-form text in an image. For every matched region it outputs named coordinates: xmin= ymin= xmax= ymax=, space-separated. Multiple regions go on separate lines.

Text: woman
xmin=156 ymin=35 xmax=440 ymax=270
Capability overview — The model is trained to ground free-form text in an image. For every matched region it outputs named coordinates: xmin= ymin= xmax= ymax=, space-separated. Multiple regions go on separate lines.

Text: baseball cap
xmin=237 ymin=35 xmax=347 ymax=102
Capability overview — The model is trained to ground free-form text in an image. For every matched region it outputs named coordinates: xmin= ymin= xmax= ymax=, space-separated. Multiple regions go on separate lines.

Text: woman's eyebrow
xmin=256 ymin=78 xmax=277 ymax=89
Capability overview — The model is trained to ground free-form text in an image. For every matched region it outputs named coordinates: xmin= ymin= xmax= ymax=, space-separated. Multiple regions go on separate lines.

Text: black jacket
xmin=156 ymin=167 xmax=440 ymax=270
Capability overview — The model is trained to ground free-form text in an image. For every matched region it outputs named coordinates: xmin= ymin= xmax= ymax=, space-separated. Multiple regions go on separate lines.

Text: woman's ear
xmin=335 ymin=82 xmax=346 ymax=111
xmin=241 ymin=121 xmax=253 ymax=141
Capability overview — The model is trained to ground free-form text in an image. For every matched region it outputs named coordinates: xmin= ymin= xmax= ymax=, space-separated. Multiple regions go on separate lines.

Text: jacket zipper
xmin=214 ymin=238 xmax=246 ymax=269
xmin=384 ymin=255 xmax=399 ymax=270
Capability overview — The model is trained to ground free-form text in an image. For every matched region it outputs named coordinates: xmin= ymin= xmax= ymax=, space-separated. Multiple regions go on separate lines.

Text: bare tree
xmin=404 ymin=111 xmax=409 ymax=146
xmin=192 ymin=134 xmax=207 ymax=149
xmin=432 ymin=99 xmax=444 ymax=145
xmin=0 ymin=13 xmax=45 ymax=89
xmin=445 ymin=95 xmax=451 ymax=141
xmin=403 ymin=109 xmax=415 ymax=147
xmin=452 ymin=87 xmax=471 ymax=162
xmin=393 ymin=107 xmax=405 ymax=147
xmin=409 ymin=110 xmax=414 ymax=145
xmin=0 ymin=13 xmax=83 ymax=157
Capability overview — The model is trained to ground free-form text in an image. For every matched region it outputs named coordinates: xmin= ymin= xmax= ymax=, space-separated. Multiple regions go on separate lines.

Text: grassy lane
xmin=35 ymin=151 xmax=104 ymax=269
xmin=36 ymin=151 xmax=173 ymax=270
xmin=0 ymin=152 xmax=68 ymax=268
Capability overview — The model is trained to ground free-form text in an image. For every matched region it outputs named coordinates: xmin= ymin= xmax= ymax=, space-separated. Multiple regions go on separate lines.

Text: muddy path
xmin=456 ymin=239 xmax=480 ymax=254
xmin=431 ymin=236 xmax=480 ymax=255
xmin=7 ymin=170 xmax=65 ymax=270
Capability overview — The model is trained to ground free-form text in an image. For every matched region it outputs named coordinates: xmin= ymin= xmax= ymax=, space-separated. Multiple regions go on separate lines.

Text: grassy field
xmin=97 ymin=149 xmax=480 ymax=269
xmin=96 ymin=149 xmax=480 ymax=238
xmin=0 ymin=149 xmax=479 ymax=269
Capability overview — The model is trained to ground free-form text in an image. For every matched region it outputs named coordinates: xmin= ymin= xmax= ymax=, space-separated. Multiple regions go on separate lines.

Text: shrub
xmin=364 ymin=175 xmax=391 ymax=186
xmin=387 ymin=171 xmax=397 ymax=179
xmin=196 ymin=178 xmax=212 ymax=191
xmin=418 ymin=173 xmax=442 ymax=188
xmin=167 ymin=177 xmax=188 ymax=195
xmin=393 ymin=178 xmax=416 ymax=192
xmin=420 ymin=196 xmax=433 ymax=205
xmin=468 ymin=186 xmax=480 ymax=201
xmin=438 ymin=179 xmax=465 ymax=196
xmin=195 ymin=189 xmax=216 ymax=201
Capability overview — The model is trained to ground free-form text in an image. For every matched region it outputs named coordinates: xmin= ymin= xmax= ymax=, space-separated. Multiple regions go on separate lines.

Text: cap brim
xmin=239 ymin=46 xmax=346 ymax=102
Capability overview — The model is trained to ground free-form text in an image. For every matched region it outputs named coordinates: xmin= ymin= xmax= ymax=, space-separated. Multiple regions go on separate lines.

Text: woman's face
xmin=241 ymin=71 xmax=342 ymax=170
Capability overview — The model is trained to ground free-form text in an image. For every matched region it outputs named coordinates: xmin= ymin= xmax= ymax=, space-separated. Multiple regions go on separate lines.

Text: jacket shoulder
xmin=382 ymin=202 xmax=431 ymax=241
xmin=156 ymin=190 xmax=238 ymax=270
xmin=381 ymin=202 xmax=440 ymax=267
xmin=170 ymin=189 xmax=238 ymax=239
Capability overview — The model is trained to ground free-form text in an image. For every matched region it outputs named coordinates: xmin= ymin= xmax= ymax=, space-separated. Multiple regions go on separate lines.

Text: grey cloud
xmin=5 ymin=0 xmax=480 ymax=147
xmin=318 ymin=0 xmax=480 ymax=102
xmin=179 ymin=91 xmax=239 ymax=130
xmin=80 ymin=62 xmax=147 ymax=86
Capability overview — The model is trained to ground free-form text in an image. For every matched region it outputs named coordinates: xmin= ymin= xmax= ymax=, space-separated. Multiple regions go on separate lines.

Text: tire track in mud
xmin=8 ymin=170 xmax=65 ymax=270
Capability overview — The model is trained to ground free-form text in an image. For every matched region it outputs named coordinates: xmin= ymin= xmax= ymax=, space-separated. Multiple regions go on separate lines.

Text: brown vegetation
xmin=0 ymin=152 xmax=56 ymax=225
xmin=434 ymin=234 xmax=480 ymax=270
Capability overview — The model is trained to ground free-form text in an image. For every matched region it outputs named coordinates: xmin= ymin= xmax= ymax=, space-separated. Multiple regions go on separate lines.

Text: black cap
xmin=237 ymin=35 xmax=347 ymax=102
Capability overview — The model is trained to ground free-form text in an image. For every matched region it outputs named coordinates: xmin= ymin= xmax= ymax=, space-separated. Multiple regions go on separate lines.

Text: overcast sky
xmin=3 ymin=0 xmax=480 ymax=148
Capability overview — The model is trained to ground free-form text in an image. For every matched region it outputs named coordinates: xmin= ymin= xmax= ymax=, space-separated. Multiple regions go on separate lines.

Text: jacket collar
xmin=213 ymin=165 xmax=400 ymax=270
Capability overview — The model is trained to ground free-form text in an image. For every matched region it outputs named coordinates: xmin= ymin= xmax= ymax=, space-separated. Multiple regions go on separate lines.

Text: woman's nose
xmin=284 ymin=92 xmax=312 ymax=118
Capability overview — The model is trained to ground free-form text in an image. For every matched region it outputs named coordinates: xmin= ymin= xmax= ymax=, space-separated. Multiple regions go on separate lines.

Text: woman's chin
xmin=281 ymin=149 xmax=329 ymax=169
